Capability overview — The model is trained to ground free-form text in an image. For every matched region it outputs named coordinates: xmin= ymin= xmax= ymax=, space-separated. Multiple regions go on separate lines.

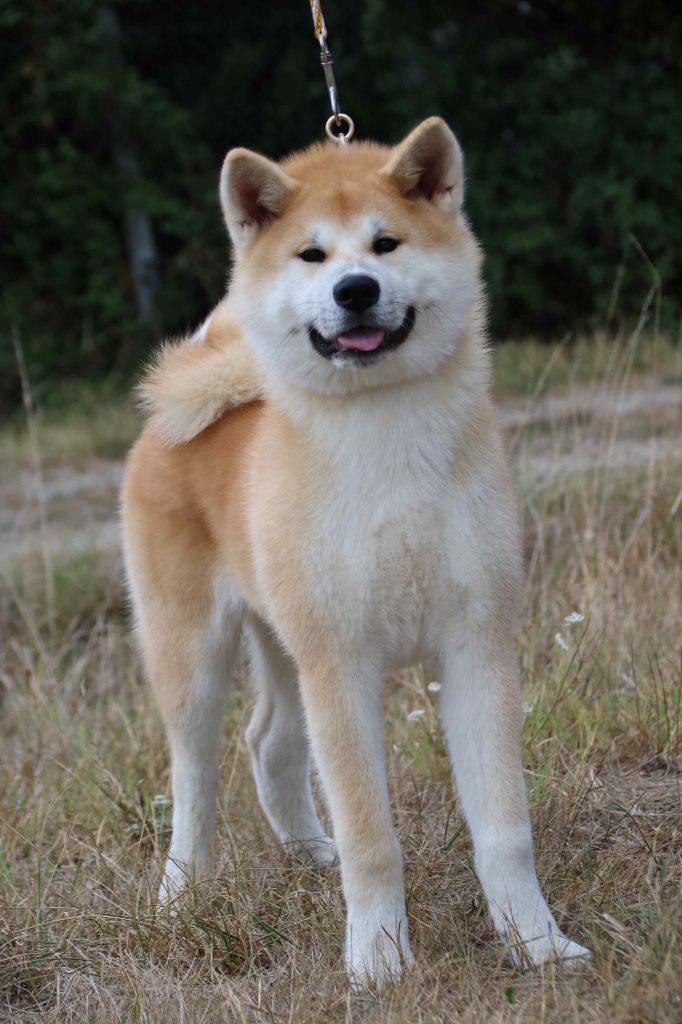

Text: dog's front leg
xmin=439 ymin=630 xmax=591 ymax=966
xmin=298 ymin=660 xmax=412 ymax=991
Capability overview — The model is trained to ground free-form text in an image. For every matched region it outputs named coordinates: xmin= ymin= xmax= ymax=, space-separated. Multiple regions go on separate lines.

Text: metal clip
xmin=308 ymin=1 xmax=354 ymax=145
xmin=319 ymin=37 xmax=340 ymax=121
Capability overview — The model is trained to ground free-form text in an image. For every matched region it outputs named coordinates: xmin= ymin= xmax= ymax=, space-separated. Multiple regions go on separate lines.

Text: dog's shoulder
xmin=137 ymin=303 xmax=265 ymax=447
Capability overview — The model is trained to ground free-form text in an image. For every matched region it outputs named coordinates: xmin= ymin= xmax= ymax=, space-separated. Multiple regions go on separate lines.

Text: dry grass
xmin=1 ymin=332 xmax=681 ymax=1022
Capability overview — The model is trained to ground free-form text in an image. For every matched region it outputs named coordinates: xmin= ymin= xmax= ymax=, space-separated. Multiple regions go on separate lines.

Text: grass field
xmin=1 ymin=332 xmax=681 ymax=1022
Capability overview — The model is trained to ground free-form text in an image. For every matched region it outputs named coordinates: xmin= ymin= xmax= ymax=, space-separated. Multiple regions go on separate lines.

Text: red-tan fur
xmin=121 ymin=118 xmax=589 ymax=990
xmin=137 ymin=305 xmax=263 ymax=447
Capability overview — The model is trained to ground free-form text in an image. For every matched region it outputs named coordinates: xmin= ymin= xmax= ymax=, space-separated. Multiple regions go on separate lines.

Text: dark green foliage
xmin=2 ymin=0 xmax=681 ymax=408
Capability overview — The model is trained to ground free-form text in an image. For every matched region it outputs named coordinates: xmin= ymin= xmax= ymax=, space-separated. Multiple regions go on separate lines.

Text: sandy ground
xmin=1 ymin=377 xmax=681 ymax=564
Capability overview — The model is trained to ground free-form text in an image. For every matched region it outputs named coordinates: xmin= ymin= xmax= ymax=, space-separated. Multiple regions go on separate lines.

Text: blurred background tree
xmin=1 ymin=0 xmax=680 ymax=408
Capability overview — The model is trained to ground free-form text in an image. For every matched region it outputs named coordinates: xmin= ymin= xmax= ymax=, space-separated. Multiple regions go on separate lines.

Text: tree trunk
xmin=100 ymin=6 xmax=160 ymax=325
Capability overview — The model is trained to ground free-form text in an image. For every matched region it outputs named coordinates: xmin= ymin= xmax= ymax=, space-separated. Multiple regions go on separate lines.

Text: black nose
xmin=333 ymin=274 xmax=380 ymax=313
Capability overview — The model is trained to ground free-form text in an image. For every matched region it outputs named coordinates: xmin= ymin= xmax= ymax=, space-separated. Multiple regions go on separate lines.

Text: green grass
xmin=493 ymin=331 xmax=681 ymax=396
xmin=0 ymin=379 xmax=141 ymax=469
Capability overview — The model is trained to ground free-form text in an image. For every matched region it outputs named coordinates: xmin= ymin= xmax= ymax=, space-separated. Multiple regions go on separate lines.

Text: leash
xmin=307 ymin=0 xmax=355 ymax=143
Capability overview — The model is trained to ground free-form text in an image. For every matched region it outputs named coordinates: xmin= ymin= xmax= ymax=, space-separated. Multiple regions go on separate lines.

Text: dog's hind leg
xmin=153 ymin=577 xmax=243 ymax=902
xmin=244 ymin=616 xmax=336 ymax=866
xmin=123 ymin=482 xmax=243 ymax=900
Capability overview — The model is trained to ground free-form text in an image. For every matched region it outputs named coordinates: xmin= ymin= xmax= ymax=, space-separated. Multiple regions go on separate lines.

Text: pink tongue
xmin=336 ymin=327 xmax=386 ymax=352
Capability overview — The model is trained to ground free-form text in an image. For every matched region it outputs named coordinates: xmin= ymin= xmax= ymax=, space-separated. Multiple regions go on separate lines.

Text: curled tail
xmin=138 ymin=306 xmax=264 ymax=446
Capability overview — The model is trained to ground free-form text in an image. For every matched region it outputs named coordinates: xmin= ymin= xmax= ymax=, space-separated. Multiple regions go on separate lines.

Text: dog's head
xmin=221 ymin=118 xmax=482 ymax=395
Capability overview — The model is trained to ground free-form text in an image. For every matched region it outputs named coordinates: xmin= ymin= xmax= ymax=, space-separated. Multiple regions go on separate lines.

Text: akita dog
xmin=121 ymin=117 xmax=589 ymax=989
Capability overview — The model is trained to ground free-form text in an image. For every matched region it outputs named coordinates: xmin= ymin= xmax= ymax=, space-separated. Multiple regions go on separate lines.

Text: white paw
xmin=509 ymin=931 xmax=591 ymax=968
xmin=158 ymin=858 xmax=192 ymax=907
xmin=345 ymin=910 xmax=413 ymax=992
xmin=288 ymin=833 xmax=338 ymax=868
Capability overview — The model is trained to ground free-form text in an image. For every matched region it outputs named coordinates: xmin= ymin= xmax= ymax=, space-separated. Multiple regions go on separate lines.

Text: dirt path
xmin=1 ymin=378 xmax=680 ymax=565
xmin=0 ymin=459 xmax=124 ymax=564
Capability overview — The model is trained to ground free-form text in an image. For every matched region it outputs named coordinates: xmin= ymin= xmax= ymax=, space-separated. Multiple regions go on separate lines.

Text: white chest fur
xmin=290 ymin=387 xmax=481 ymax=669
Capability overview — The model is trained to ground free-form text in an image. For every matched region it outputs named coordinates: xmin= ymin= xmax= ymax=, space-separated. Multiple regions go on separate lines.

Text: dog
xmin=121 ymin=117 xmax=590 ymax=989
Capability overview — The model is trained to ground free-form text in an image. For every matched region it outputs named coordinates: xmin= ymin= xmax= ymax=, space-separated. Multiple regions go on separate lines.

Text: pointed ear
xmin=220 ymin=148 xmax=299 ymax=252
xmin=380 ymin=117 xmax=464 ymax=216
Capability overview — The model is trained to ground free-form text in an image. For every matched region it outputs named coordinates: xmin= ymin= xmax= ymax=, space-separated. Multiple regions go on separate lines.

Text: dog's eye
xmin=298 ymin=247 xmax=326 ymax=263
xmin=373 ymin=236 xmax=400 ymax=255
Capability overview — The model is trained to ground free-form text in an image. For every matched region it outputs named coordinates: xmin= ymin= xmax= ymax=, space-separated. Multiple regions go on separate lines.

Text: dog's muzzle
xmin=308 ymin=306 xmax=416 ymax=365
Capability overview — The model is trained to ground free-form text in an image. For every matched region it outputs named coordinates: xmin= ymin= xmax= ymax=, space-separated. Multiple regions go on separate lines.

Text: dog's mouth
xmin=308 ymin=307 xmax=416 ymax=365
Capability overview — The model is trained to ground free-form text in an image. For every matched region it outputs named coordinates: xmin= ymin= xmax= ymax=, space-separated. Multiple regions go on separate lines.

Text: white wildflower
xmin=564 ymin=612 xmax=585 ymax=625
xmin=522 ymin=701 xmax=534 ymax=715
xmin=407 ymin=708 xmax=425 ymax=722
xmin=427 ymin=681 xmax=442 ymax=693
xmin=554 ymin=632 xmax=569 ymax=651
xmin=151 ymin=794 xmax=171 ymax=807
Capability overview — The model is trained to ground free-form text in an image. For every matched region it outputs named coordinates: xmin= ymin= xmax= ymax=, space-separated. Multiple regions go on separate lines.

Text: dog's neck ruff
xmin=265 ymin=327 xmax=489 ymax=498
